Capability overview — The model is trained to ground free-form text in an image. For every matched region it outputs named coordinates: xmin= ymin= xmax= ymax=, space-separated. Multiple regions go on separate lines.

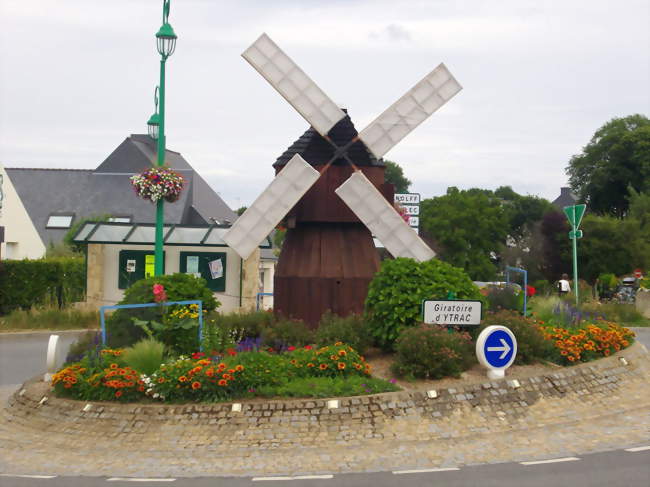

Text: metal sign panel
xmin=563 ymin=204 xmax=586 ymax=228
xmin=394 ymin=193 xmax=421 ymax=204
xmin=476 ymin=325 xmax=517 ymax=370
xmin=423 ymin=300 xmax=482 ymax=326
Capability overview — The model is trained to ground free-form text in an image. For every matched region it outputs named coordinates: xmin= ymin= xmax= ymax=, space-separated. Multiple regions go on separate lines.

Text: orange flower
xmin=330 ymin=355 xmax=337 ymax=361
xmin=138 ymin=385 xmax=145 ymax=392
xmin=235 ymin=365 xmax=244 ymax=372
xmin=158 ymin=377 xmax=165 ymax=383
xmin=335 ymin=341 xmax=343 ymax=346
xmin=218 ymin=379 xmax=227 ymax=386
xmin=307 ymin=363 xmax=315 ymax=368
xmin=337 ymin=362 xmax=346 ymax=370
xmin=110 ymin=363 xmax=118 ymax=370
xmin=191 ymin=381 xmax=201 ymax=390
xmin=179 ymin=376 xmax=188 ymax=382
xmin=338 ymin=350 xmax=347 ymax=357
xmin=115 ymin=390 xmax=123 ymax=398
xmin=319 ymin=364 xmax=328 ymax=370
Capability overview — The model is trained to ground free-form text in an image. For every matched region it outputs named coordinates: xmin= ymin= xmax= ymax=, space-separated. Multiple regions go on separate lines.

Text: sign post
xmin=476 ymin=326 xmax=517 ymax=380
xmin=563 ymin=204 xmax=586 ymax=307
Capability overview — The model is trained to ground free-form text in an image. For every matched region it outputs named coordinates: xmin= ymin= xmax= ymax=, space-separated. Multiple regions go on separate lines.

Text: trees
xmin=420 ymin=187 xmax=509 ymax=280
xmin=383 ymin=160 xmax=411 ymax=193
xmin=566 ymin=114 xmax=650 ymax=217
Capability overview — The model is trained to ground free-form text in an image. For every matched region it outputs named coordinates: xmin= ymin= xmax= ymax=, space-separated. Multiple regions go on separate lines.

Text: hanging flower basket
xmin=130 ymin=166 xmax=185 ymax=203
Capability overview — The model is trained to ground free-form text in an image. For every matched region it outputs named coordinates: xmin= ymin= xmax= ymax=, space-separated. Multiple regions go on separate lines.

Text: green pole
xmin=572 ymin=219 xmax=579 ymax=308
xmin=154 ymin=56 xmax=166 ymax=276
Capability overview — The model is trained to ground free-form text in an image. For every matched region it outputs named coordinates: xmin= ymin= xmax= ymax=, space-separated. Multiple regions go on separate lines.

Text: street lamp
xmin=152 ymin=0 xmax=177 ymax=276
xmin=147 ymin=87 xmax=160 ymax=140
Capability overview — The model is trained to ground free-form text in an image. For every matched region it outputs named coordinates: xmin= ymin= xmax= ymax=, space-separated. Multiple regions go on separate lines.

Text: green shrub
xmin=215 ymin=310 xmax=275 ymax=338
xmin=0 ymin=257 xmax=85 ymax=314
xmin=531 ymin=280 xmax=551 ymax=296
xmin=479 ymin=310 xmax=554 ymax=364
xmin=582 ymin=301 xmax=646 ymax=325
xmin=201 ymin=314 xmax=245 ymax=355
xmin=123 ymin=339 xmax=165 ymax=376
xmin=0 ymin=306 xmax=98 ymax=332
xmin=315 ymin=312 xmax=372 ymax=354
xmin=365 ymin=258 xmax=483 ymax=350
xmin=223 ymin=351 xmax=289 ymax=390
xmin=255 ymin=376 xmax=399 ymax=398
xmin=485 ymin=285 xmax=521 ymax=311
xmin=260 ymin=317 xmax=314 ymax=350
xmin=392 ymin=325 xmax=475 ymax=379
xmin=105 ymin=273 xmax=219 ymax=349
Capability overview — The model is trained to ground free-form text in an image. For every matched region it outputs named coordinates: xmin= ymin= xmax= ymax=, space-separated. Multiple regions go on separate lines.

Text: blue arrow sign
xmin=476 ymin=325 xmax=518 ymax=371
xmin=484 ymin=330 xmax=515 ymax=368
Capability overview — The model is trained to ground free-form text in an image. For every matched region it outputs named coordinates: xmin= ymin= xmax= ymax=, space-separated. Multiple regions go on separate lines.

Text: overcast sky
xmin=1 ymin=0 xmax=648 ymax=210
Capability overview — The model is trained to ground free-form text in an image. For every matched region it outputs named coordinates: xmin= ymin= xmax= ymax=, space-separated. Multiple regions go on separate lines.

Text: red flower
xmin=192 ymin=352 xmax=205 ymax=359
xmin=287 ymin=346 xmax=296 ymax=352
xmin=526 ymin=285 xmax=536 ymax=297
xmin=304 ymin=345 xmax=313 ymax=350
xmin=152 ymin=284 xmax=167 ymax=303
xmin=226 ymin=348 xmax=237 ymax=356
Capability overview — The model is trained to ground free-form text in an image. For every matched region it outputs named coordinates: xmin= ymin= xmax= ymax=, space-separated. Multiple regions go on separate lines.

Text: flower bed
xmin=53 ymin=342 xmax=398 ymax=403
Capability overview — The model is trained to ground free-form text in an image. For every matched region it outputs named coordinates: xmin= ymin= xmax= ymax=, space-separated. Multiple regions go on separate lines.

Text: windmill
xmin=223 ymin=34 xmax=462 ymax=326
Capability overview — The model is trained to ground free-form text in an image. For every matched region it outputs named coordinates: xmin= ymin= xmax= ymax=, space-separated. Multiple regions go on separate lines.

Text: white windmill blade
xmin=358 ymin=63 xmax=462 ymax=160
xmin=335 ymin=172 xmax=435 ymax=262
xmin=222 ymin=154 xmax=320 ymax=260
xmin=242 ymin=33 xmax=346 ymax=137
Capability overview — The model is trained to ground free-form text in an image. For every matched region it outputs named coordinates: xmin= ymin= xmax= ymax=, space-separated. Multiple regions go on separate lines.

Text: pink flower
xmin=153 ymin=284 xmax=167 ymax=303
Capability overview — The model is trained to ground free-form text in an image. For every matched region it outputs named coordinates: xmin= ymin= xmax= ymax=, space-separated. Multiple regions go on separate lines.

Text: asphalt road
xmin=0 ymin=330 xmax=88 ymax=387
xmin=0 ymin=448 xmax=648 ymax=487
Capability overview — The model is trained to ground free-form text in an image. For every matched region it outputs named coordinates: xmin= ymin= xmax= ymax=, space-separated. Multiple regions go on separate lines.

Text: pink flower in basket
xmin=130 ymin=166 xmax=184 ymax=203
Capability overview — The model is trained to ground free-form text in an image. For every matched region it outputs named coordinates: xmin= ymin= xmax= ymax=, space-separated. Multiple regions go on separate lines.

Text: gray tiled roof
xmin=552 ymin=187 xmax=578 ymax=209
xmin=6 ymin=135 xmax=236 ymax=247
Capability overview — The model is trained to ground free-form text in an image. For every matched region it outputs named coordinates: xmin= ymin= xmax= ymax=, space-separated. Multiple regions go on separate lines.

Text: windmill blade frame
xmin=357 ymin=63 xmax=462 ymax=160
xmin=242 ymin=33 xmax=346 ymax=138
xmin=222 ymin=154 xmax=320 ymax=260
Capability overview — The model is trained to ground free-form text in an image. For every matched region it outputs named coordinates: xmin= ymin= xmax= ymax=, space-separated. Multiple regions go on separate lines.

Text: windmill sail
xmin=358 ymin=63 xmax=462 ymax=159
xmin=335 ymin=172 xmax=435 ymax=262
xmin=242 ymin=33 xmax=346 ymax=137
xmin=223 ymin=154 xmax=320 ymax=260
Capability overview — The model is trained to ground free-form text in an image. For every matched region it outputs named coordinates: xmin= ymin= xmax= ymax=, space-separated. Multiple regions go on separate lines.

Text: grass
xmin=0 ymin=306 xmax=99 ymax=332
xmin=123 ymin=338 xmax=165 ymax=375
xmin=529 ymin=295 xmax=650 ymax=327
xmin=254 ymin=376 xmax=400 ymax=398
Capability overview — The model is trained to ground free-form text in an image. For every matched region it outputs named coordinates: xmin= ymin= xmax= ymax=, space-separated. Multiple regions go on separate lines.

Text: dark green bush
xmin=105 ymin=273 xmax=219 ymax=350
xmin=0 ymin=257 xmax=85 ymax=314
xmin=392 ymin=324 xmax=475 ymax=379
xmin=260 ymin=317 xmax=314 ymax=350
xmin=215 ymin=310 xmax=275 ymax=338
xmin=479 ymin=310 xmax=554 ymax=364
xmin=364 ymin=258 xmax=483 ymax=350
xmin=315 ymin=312 xmax=372 ymax=354
xmin=485 ymin=285 xmax=521 ymax=311
xmin=531 ymin=280 xmax=551 ymax=296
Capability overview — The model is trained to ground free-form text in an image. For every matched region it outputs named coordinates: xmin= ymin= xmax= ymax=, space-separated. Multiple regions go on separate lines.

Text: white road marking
xmin=106 ymin=478 xmax=175 ymax=482
xmin=0 ymin=474 xmax=57 ymax=479
xmin=252 ymin=475 xmax=333 ymax=481
xmin=521 ymin=457 xmax=580 ymax=465
xmin=393 ymin=467 xmax=460 ymax=474
xmin=625 ymin=445 xmax=650 ymax=452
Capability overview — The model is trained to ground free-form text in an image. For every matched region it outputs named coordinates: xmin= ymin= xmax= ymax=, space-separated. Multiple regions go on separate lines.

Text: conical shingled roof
xmin=274 ymin=112 xmax=384 ymax=168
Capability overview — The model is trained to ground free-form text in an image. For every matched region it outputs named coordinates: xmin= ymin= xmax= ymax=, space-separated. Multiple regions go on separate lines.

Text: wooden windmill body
xmin=273 ymin=114 xmax=394 ymax=326
xmin=223 ymin=33 xmax=462 ymax=328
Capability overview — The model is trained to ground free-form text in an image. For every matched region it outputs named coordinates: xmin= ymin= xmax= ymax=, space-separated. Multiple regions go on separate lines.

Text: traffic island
xmin=1 ymin=343 xmax=649 ymax=477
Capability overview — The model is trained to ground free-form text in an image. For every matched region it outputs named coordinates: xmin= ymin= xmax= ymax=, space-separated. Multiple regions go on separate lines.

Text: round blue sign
xmin=476 ymin=325 xmax=517 ymax=371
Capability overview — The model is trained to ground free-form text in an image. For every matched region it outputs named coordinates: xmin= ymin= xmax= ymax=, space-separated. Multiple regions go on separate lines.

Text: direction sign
xmin=402 ymin=205 xmax=420 ymax=216
xmin=563 ymin=204 xmax=586 ymax=228
xmin=394 ymin=193 xmax=420 ymax=204
xmin=476 ymin=326 xmax=517 ymax=374
xmin=408 ymin=216 xmax=419 ymax=227
xmin=423 ymin=300 xmax=482 ymax=326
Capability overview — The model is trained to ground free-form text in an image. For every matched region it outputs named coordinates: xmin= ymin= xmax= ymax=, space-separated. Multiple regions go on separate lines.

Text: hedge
xmin=0 ymin=257 xmax=85 ymax=314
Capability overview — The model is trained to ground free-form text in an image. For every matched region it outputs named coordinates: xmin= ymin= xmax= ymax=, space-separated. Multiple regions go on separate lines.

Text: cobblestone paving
xmin=1 ymin=344 xmax=649 ymax=477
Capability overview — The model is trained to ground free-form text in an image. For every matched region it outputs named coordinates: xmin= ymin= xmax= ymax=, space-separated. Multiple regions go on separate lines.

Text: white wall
xmin=0 ymin=165 xmax=46 ymax=259
xmin=259 ymin=259 xmax=275 ymax=310
xmin=100 ymin=243 xmax=243 ymax=312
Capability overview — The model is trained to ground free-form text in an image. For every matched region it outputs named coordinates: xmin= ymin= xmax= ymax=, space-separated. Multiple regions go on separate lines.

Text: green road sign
xmin=569 ymin=230 xmax=583 ymax=239
xmin=563 ymin=204 xmax=586 ymax=228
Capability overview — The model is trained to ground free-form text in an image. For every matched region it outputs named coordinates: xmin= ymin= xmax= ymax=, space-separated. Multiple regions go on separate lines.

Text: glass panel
xmin=166 ymin=227 xmax=208 ymax=245
xmin=126 ymin=226 xmax=156 ymax=243
xmin=46 ymin=215 xmax=73 ymax=228
xmin=90 ymin=224 xmax=131 ymax=242
xmin=73 ymin=223 xmax=96 ymax=241
xmin=204 ymin=228 xmax=228 ymax=246
xmin=108 ymin=217 xmax=132 ymax=223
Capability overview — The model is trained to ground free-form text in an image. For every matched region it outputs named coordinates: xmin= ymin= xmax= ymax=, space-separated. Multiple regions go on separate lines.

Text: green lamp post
xmin=152 ymin=0 xmax=177 ymax=276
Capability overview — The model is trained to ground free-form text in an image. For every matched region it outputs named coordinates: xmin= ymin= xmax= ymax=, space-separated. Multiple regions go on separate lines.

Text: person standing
xmin=558 ymin=273 xmax=571 ymax=297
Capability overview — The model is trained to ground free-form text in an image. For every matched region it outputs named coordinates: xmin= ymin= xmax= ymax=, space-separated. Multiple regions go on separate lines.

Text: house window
xmin=108 ymin=216 xmax=132 ymax=223
xmin=179 ymin=252 xmax=227 ymax=292
xmin=46 ymin=214 xmax=74 ymax=228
